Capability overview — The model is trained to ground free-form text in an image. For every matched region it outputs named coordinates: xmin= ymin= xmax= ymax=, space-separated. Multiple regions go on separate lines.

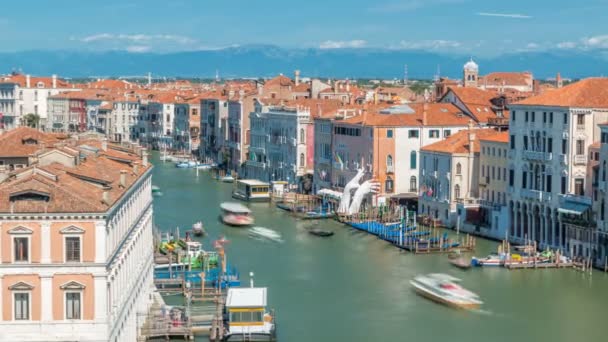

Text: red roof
xmin=515 ymin=78 xmax=608 ymax=108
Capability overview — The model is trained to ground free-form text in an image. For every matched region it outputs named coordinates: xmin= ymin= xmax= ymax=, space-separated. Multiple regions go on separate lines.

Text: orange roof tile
xmin=479 ymin=131 xmax=510 ymax=143
xmin=422 ymin=128 xmax=502 ymax=154
xmin=514 ymin=78 xmax=608 ymax=108
xmin=339 ymin=103 xmax=470 ymax=127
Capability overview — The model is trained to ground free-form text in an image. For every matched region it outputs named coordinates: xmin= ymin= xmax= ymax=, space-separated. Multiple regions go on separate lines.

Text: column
xmin=95 ymin=221 xmax=107 ymax=263
xmin=41 ymin=275 xmax=53 ymax=321
xmin=94 ymin=275 xmax=107 ymax=322
xmin=41 ymin=222 xmax=51 ymax=263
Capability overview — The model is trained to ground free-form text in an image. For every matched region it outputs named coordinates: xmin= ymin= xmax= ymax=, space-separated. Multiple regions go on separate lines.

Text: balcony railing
xmin=576 ymin=124 xmax=586 ymax=131
xmin=573 ymin=155 xmax=587 ymax=165
xmin=523 ymin=151 xmax=553 ymax=162
xmin=521 ymin=189 xmax=551 ymax=201
xmin=559 ymin=194 xmax=592 ymax=206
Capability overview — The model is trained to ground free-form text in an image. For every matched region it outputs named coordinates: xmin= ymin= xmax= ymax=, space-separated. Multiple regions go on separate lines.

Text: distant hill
xmin=1 ymin=46 xmax=606 ymax=79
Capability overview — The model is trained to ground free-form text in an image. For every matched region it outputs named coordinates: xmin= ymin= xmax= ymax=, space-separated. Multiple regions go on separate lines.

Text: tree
xmin=22 ymin=113 xmax=40 ymax=128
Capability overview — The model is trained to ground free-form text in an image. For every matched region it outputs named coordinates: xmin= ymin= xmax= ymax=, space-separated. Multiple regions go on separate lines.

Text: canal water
xmin=151 ymin=153 xmax=606 ymax=342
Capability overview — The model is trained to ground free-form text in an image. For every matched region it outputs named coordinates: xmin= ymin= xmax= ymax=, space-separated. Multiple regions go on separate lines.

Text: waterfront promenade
xmin=151 ymin=153 xmax=607 ymax=342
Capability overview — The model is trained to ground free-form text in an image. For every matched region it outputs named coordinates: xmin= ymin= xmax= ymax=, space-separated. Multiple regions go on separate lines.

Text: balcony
xmin=247 ymin=160 xmax=267 ymax=169
xmin=573 ymin=155 xmax=587 ymax=165
xmin=487 ymin=117 xmax=510 ymax=126
xmin=250 ymin=146 xmax=265 ymax=155
xmin=576 ymin=124 xmax=585 ymax=131
xmin=480 ymin=199 xmax=503 ymax=211
xmin=559 ymin=194 xmax=592 ymax=206
xmin=521 ymin=189 xmax=551 ymax=202
xmin=523 ymin=151 xmax=553 ymax=162
xmin=559 ymin=154 xmax=567 ymax=165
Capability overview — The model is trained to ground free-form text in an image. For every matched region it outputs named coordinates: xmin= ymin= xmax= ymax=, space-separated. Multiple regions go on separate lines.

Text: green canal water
xmin=150 ymin=153 xmax=607 ymax=342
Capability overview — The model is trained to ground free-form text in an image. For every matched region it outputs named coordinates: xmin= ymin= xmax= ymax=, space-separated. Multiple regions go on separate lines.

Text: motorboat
xmin=176 ymin=160 xmax=198 ymax=168
xmin=225 ymin=287 xmax=276 ymax=341
xmin=307 ymin=228 xmax=334 ymax=237
xmin=152 ymin=185 xmax=163 ymax=197
xmin=471 ymin=253 xmax=505 ymax=267
xmin=192 ymin=221 xmax=205 ymax=236
xmin=410 ymin=273 xmax=483 ymax=310
xmin=449 ymin=257 xmax=472 ymax=270
xmin=221 ymin=174 xmax=235 ymax=183
xmin=220 ymin=202 xmax=254 ymax=227
xmin=249 ymin=227 xmax=283 ymax=243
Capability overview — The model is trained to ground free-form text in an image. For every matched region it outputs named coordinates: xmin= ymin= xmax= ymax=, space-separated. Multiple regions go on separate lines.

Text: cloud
xmin=125 ymin=45 xmax=151 ymax=53
xmin=477 ymin=12 xmax=532 ymax=19
xmin=583 ymin=35 xmax=608 ymax=48
xmin=397 ymin=39 xmax=461 ymax=50
xmin=79 ymin=33 xmax=195 ymax=44
xmin=526 ymin=43 xmax=539 ymax=49
xmin=319 ymin=40 xmax=367 ymax=49
xmin=557 ymin=41 xmax=577 ymax=49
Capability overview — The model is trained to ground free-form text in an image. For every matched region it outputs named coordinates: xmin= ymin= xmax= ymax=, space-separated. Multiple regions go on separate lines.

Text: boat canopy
xmin=220 ymin=202 xmax=252 ymax=214
xmin=226 ymin=287 xmax=267 ymax=308
xmin=238 ymin=179 xmax=270 ymax=186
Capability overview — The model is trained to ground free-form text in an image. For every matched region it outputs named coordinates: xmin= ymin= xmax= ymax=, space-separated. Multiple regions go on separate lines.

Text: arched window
xmin=385 ymin=177 xmax=394 ymax=193
xmin=300 ymin=128 xmax=305 ymax=144
xmin=454 ymin=184 xmax=461 ymax=199
xmin=410 ymin=151 xmax=417 ymax=169
xmin=299 ymin=153 xmax=305 ymax=167
xmin=387 ymin=154 xmax=393 ymax=172
xmin=410 ymin=176 xmax=417 ymax=192
xmin=456 ymin=163 xmax=462 ymax=175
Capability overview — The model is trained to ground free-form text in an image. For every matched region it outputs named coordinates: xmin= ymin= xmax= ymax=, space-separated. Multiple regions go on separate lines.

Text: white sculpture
xmin=348 ymin=179 xmax=381 ymax=215
xmin=338 ymin=169 xmax=365 ymax=213
xmin=334 ymin=169 xmax=381 ymax=215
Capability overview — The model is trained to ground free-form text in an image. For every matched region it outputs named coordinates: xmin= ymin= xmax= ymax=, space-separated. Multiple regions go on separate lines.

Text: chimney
xmin=142 ymin=151 xmax=149 ymax=167
xmin=52 ymin=74 xmax=57 ymax=89
xmin=294 ymin=70 xmax=300 ymax=86
xmin=26 ymin=74 xmax=31 ymax=88
xmin=422 ymin=102 xmax=428 ymax=126
xmin=102 ymin=191 xmax=110 ymax=205
xmin=119 ymin=170 xmax=127 ymax=188
xmin=317 ymin=103 xmax=322 ymax=117
xmin=101 ymin=138 xmax=107 ymax=151
xmin=346 ymin=80 xmax=350 ymax=92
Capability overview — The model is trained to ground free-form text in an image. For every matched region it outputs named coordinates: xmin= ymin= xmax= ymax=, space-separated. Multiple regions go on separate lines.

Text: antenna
xmin=403 ymin=64 xmax=408 ymax=85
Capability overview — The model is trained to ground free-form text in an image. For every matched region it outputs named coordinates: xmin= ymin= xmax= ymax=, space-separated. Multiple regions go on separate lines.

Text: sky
xmin=1 ymin=0 xmax=608 ymax=56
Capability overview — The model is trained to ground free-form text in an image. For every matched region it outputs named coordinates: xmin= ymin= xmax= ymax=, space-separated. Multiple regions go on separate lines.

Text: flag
xmin=426 ymin=187 xmax=433 ymax=196
xmin=334 ymin=152 xmax=343 ymax=165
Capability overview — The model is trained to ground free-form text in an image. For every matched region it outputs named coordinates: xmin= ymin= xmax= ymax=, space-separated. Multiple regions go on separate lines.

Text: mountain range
xmin=1 ymin=45 xmax=607 ymax=80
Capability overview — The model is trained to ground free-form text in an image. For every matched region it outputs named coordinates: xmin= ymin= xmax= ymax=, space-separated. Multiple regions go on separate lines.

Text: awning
xmin=558 ymin=201 xmax=590 ymax=215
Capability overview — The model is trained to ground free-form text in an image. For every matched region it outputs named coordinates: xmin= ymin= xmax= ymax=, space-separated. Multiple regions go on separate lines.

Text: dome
xmin=464 ymin=59 xmax=478 ymax=71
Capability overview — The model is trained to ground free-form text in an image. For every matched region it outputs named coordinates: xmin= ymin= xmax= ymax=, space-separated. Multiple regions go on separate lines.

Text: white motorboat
xmin=410 ymin=273 xmax=483 ymax=310
xmin=249 ymin=227 xmax=283 ymax=243
xmin=221 ymin=175 xmax=235 ymax=183
xmin=220 ymin=202 xmax=254 ymax=226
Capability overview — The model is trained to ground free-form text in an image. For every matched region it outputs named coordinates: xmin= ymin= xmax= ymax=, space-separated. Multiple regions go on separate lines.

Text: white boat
xmin=410 ymin=273 xmax=483 ymax=310
xmin=192 ymin=221 xmax=205 ymax=236
xmin=232 ymin=180 xmax=271 ymax=202
xmin=220 ymin=202 xmax=254 ymax=226
xmin=221 ymin=175 xmax=235 ymax=183
xmin=225 ymin=287 xmax=276 ymax=341
xmin=471 ymin=253 xmax=505 ymax=267
xmin=249 ymin=227 xmax=283 ymax=243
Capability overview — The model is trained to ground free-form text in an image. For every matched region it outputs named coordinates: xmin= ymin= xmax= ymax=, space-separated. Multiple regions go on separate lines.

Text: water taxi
xmin=220 ymin=202 xmax=254 ymax=227
xmin=225 ymin=287 xmax=276 ymax=341
xmin=410 ymin=273 xmax=482 ymax=310
xmin=232 ymin=180 xmax=271 ymax=202
xmin=249 ymin=227 xmax=283 ymax=243
xmin=471 ymin=253 xmax=505 ymax=267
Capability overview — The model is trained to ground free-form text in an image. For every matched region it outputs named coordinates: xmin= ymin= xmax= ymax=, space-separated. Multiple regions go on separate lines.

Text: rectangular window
xmin=386 ymin=129 xmax=393 ymax=138
xmin=575 ymin=178 xmax=584 ymax=196
xmin=503 ymin=168 xmax=506 ymax=181
xmin=561 ymin=176 xmax=567 ymax=194
xmin=547 ymin=138 xmax=553 ymax=153
xmin=577 ymin=114 xmax=585 ymax=125
xmin=546 ymin=175 xmax=552 ymax=193
xmin=563 ymin=113 xmax=568 ymax=125
xmin=522 ymin=171 xmax=527 ymax=189
xmin=543 ymin=112 xmax=547 ymax=123
xmin=66 ymin=292 xmax=81 ymax=320
xmin=509 ymin=169 xmax=514 ymax=186
xmin=576 ymin=140 xmax=585 ymax=155
xmin=531 ymin=112 xmax=535 ymax=122
xmin=525 ymin=112 xmax=529 ymax=122
xmin=65 ymin=237 xmax=81 ymax=262
xmin=444 ymin=130 xmax=451 ymax=138
xmin=512 ymin=111 xmax=516 ymax=121
xmin=408 ymin=129 xmax=419 ymax=138
xmin=14 ymin=293 xmax=30 ymax=320
xmin=429 ymin=130 xmax=440 ymax=138
xmin=14 ymin=237 xmax=29 ymax=262
xmin=549 ymin=112 xmax=553 ymax=124
xmin=510 ymin=135 xmax=515 ymax=149
xmin=562 ymin=139 xmax=567 ymax=154
xmin=523 ymin=136 xmax=528 ymax=150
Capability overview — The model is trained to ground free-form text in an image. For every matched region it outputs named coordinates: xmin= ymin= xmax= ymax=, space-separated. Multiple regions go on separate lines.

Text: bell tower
xmin=463 ymin=58 xmax=479 ymax=88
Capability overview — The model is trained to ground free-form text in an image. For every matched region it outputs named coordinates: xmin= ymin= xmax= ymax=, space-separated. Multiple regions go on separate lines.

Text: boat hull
xmin=412 ymin=285 xmax=480 ymax=310
xmin=224 ymin=333 xmax=276 ymax=341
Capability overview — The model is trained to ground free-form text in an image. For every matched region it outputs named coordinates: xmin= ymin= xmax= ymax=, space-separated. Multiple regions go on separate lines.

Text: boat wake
xmin=248 ymin=227 xmax=284 ymax=243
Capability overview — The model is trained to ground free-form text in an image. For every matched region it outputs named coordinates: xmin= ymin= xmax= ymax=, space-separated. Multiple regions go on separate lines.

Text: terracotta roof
xmin=0 ymin=144 xmax=150 ymax=214
xmin=265 ymin=75 xmax=294 ymax=87
xmin=479 ymin=131 xmax=510 ymax=143
xmin=0 ymin=74 xmax=73 ymax=89
xmin=447 ymin=87 xmax=497 ymax=106
xmin=0 ymin=127 xmax=63 ymax=157
xmin=514 ymin=78 xmax=608 ymax=108
xmin=422 ymin=128 xmax=502 ymax=154
xmin=339 ymin=103 xmax=470 ymax=127
xmin=83 ymin=79 xmax=139 ymax=90
xmin=480 ymin=72 xmax=532 ymax=87
xmin=293 ymin=82 xmax=311 ymax=92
